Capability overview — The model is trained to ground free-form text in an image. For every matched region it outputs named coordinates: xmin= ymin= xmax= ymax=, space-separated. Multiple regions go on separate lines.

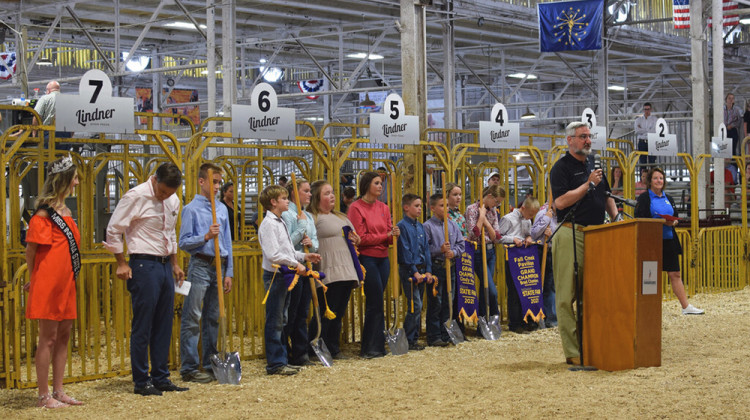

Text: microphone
xmin=605 ymin=191 xmax=637 ymax=207
xmin=588 ymin=153 xmax=602 ymax=192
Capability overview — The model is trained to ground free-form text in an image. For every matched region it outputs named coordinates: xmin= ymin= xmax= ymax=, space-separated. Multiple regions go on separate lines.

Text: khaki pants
xmin=552 ymin=225 xmax=585 ymax=359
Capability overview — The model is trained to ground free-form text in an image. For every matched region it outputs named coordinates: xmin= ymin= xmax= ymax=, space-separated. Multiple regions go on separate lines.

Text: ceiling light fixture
xmin=508 ymin=72 xmax=538 ymax=80
xmin=37 ymin=56 xmax=53 ymax=66
xmin=521 ymin=107 xmax=536 ymax=120
xmin=121 ymin=52 xmax=150 ymax=72
xmin=359 ymin=92 xmax=377 ymax=109
xmin=346 ymin=53 xmax=384 ymax=60
xmin=165 ymin=21 xmax=207 ymax=30
xmin=740 ymin=18 xmax=750 ymax=25
xmin=261 ymin=66 xmax=284 ymax=83
xmin=608 ymin=85 xmax=626 ymax=91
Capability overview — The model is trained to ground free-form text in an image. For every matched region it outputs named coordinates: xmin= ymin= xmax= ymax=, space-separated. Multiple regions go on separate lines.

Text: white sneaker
xmin=682 ymin=304 xmax=705 ymax=315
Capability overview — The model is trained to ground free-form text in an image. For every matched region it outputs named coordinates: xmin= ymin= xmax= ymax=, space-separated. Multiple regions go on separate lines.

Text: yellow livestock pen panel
xmin=2 ymin=116 xmax=749 ymax=389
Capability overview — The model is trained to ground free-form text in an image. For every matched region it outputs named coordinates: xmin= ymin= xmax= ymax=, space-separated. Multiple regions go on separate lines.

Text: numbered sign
xmin=479 ymin=103 xmax=520 ymax=149
xmin=369 ymin=93 xmax=419 ymax=145
xmin=55 ymin=69 xmax=135 ymax=133
xmin=647 ymin=118 xmax=677 ymax=156
xmin=581 ymin=108 xmax=606 ymax=150
xmin=711 ymin=122 xmax=731 ymax=158
xmin=232 ymin=83 xmax=295 ymax=140
xmin=581 ymin=108 xmax=597 ymax=128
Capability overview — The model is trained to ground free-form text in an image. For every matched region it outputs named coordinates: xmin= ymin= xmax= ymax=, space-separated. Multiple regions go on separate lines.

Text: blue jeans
xmin=283 ymin=275 xmax=312 ymax=365
xmin=399 ymin=266 xmax=425 ymax=345
xmin=475 ymin=246 xmax=499 ymax=317
xmin=360 ymin=255 xmax=389 ymax=356
xmin=263 ymin=269 xmax=292 ymax=373
xmin=426 ymin=263 xmax=452 ymax=344
xmin=541 ymin=246 xmax=557 ymax=324
xmin=179 ymin=257 xmax=223 ymax=375
xmin=127 ymin=257 xmax=174 ymax=387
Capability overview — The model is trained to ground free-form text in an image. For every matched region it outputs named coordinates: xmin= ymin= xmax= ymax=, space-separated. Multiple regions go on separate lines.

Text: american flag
xmin=0 ymin=52 xmax=16 ymax=80
xmin=707 ymin=0 xmax=740 ymax=28
xmin=673 ymin=0 xmax=690 ymax=29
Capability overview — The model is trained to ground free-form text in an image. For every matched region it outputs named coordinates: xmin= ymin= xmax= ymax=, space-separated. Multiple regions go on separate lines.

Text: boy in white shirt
xmin=258 ymin=185 xmax=320 ymax=375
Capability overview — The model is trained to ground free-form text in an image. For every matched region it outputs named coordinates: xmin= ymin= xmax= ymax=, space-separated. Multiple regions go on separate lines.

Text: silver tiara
xmin=50 ymin=154 xmax=74 ymax=174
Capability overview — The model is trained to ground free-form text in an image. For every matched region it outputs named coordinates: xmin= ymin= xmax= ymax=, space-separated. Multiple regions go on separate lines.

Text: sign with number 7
xmin=55 ymin=69 xmax=135 ymax=134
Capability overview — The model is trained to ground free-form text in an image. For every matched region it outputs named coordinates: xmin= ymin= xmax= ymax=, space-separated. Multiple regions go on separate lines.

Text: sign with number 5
xmin=369 ymin=93 xmax=419 ymax=144
xmin=232 ymin=83 xmax=295 ymax=141
xmin=55 ymin=69 xmax=135 ymax=134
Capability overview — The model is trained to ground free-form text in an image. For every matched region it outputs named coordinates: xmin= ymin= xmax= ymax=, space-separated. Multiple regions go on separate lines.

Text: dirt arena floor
xmin=2 ymin=287 xmax=749 ymax=419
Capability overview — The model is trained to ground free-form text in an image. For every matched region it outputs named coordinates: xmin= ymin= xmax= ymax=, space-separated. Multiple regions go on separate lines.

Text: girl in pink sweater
xmin=348 ymin=171 xmax=400 ymax=358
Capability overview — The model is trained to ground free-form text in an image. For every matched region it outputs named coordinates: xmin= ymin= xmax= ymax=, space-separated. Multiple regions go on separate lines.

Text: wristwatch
xmin=589 ymin=181 xmax=596 ymax=189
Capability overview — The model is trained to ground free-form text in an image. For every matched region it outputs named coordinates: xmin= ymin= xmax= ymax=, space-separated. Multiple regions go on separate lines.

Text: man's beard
xmin=574 ymin=146 xmax=592 ymax=156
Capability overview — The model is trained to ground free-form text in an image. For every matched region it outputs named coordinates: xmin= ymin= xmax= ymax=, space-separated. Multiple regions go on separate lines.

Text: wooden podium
xmin=581 ymin=219 xmax=664 ymax=371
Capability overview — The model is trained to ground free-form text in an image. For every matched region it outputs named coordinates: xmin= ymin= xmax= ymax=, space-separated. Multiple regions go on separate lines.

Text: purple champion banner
xmin=456 ymin=240 xmax=478 ymax=323
xmin=342 ymin=225 xmax=365 ymax=283
xmin=506 ymin=246 xmax=544 ymax=322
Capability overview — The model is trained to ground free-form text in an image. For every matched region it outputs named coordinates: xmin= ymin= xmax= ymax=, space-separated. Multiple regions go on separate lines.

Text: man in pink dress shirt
xmin=104 ymin=163 xmax=187 ymax=396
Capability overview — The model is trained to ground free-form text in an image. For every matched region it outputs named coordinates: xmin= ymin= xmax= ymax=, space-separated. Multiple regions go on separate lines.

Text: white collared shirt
xmin=258 ymin=212 xmax=305 ymax=271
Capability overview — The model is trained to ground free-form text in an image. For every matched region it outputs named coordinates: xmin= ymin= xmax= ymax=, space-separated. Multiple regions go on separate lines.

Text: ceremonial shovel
xmin=442 ymin=173 xmax=464 ymax=344
xmin=384 ymin=174 xmax=408 ymax=355
xmin=477 ymin=191 xmax=501 ymax=340
xmin=290 ymin=173 xmax=333 ymax=367
xmin=206 ymin=169 xmax=242 ymax=385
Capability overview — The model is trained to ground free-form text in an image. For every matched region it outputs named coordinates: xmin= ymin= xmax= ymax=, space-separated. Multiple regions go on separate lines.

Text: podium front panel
xmin=582 ymin=219 xmax=663 ymax=371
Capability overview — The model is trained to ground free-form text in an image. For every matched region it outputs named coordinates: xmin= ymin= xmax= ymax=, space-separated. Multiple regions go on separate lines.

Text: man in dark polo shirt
xmin=550 ymin=121 xmax=618 ymax=365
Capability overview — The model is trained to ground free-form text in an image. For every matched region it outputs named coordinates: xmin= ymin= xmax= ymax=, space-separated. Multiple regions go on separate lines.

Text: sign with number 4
xmin=232 ymin=83 xmax=296 ymax=141
xmin=55 ymin=69 xmax=135 ymax=134
xmin=479 ymin=103 xmax=520 ymax=149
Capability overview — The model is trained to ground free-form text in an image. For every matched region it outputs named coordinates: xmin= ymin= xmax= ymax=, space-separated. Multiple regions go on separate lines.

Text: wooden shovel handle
xmin=207 ymin=169 xmax=225 ymax=319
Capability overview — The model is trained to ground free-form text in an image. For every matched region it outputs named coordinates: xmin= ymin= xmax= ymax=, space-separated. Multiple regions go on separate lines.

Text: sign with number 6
xmin=232 ymin=83 xmax=296 ymax=141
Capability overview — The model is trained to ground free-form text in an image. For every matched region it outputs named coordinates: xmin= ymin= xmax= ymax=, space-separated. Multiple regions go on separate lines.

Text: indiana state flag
xmin=538 ymin=0 xmax=603 ymax=52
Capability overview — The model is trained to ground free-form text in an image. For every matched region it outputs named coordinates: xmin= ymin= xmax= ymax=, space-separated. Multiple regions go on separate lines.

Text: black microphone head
xmin=593 ymin=153 xmax=602 ymax=170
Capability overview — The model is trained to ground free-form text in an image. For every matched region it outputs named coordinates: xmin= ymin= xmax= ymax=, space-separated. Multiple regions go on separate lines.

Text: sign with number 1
xmin=55 ymin=69 xmax=135 ymax=134
xmin=232 ymin=83 xmax=296 ymax=141
xmin=711 ymin=122 xmax=731 ymax=158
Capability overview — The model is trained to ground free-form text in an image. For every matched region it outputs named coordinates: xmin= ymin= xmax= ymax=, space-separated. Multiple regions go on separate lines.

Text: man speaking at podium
xmin=549 ymin=121 xmax=618 ymax=365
